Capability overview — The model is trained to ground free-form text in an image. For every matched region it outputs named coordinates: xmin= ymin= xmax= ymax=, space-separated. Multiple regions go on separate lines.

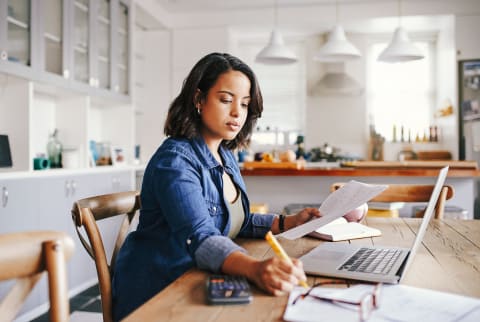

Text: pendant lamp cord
xmin=274 ymin=0 xmax=278 ymax=28
xmin=398 ymin=0 xmax=402 ymax=27
xmin=336 ymin=0 xmax=339 ymax=24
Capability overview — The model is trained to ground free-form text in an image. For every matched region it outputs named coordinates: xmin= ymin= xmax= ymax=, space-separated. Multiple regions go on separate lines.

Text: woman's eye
xmin=241 ymin=103 xmax=249 ymax=108
xmin=221 ymin=99 xmax=232 ymax=104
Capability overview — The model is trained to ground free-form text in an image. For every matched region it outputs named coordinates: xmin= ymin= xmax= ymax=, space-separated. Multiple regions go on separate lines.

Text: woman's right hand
xmin=250 ymin=257 xmax=307 ymax=296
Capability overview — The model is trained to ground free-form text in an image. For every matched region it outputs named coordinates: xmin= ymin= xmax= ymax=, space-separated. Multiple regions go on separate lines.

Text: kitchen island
xmin=241 ymin=163 xmax=480 ymax=218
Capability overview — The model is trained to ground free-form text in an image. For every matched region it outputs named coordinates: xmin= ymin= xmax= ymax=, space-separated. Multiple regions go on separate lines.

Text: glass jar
xmin=47 ymin=129 xmax=62 ymax=168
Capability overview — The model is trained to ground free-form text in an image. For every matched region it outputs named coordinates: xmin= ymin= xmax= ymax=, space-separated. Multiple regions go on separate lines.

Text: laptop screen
xmin=399 ymin=166 xmax=449 ymax=281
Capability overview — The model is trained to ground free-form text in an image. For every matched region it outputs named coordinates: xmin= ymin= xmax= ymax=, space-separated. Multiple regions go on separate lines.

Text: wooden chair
xmin=330 ymin=183 xmax=454 ymax=219
xmin=0 ymin=231 xmax=74 ymax=322
xmin=71 ymin=191 xmax=140 ymax=322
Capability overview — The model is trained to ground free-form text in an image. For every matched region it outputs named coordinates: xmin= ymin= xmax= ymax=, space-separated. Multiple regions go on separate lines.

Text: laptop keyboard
xmin=339 ymin=247 xmax=402 ymax=275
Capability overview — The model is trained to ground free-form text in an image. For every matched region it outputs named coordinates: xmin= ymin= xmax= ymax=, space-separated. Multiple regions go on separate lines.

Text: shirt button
xmin=212 ymin=206 xmax=217 ymax=212
xmin=186 ymin=239 xmax=191 ymax=245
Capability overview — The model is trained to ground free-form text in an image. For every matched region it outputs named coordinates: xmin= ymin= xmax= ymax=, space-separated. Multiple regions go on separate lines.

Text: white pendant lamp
xmin=255 ymin=0 xmax=297 ymax=65
xmin=314 ymin=25 xmax=361 ymax=62
xmin=378 ymin=26 xmax=424 ymax=63
xmin=313 ymin=0 xmax=361 ymax=62
xmin=378 ymin=0 xmax=424 ymax=63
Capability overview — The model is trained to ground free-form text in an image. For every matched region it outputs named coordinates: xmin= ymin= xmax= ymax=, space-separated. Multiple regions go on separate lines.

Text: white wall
xmin=171 ymin=27 xmax=230 ymax=95
xmin=134 ymin=29 xmax=171 ymax=162
xmin=436 ymin=16 xmax=457 ymax=159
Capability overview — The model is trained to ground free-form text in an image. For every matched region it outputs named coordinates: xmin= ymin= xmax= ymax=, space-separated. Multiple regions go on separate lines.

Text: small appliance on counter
xmin=0 ymin=134 xmax=12 ymax=168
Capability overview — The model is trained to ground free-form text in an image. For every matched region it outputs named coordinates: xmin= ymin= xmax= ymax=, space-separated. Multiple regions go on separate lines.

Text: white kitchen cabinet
xmin=0 ymin=177 xmax=42 ymax=320
xmin=0 ymin=178 xmax=38 ymax=234
xmin=0 ymin=0 xmax=134 ymax=174
xmin=0 ymin=0 xmax=132 ymax=97
xmin=0 ymin=168 xmax=134 ymax=321
xmin=0 ymin=75 xmax=135 ymax=173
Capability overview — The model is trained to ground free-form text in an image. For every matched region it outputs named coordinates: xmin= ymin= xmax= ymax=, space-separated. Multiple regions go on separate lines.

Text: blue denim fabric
xmin=112 ymin=136 xmax=275 ymax=321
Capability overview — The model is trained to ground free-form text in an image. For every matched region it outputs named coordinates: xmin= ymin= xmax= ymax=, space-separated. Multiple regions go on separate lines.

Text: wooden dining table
xmin=122 ymin=218 xmax=480 ymax=322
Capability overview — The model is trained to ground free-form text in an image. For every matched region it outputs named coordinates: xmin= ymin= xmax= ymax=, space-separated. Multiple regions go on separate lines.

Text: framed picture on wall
xmin=110 ymin=146 xmax=126 ymax=166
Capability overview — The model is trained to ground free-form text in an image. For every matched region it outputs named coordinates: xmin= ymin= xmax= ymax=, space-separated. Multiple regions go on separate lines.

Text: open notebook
xmin=308 ymin=217 xmax=381 ymax=241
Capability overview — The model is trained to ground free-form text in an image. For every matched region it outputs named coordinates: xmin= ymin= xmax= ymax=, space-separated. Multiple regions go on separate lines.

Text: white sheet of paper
xmin=279 ymin=180 xmax=387 ymax=240
xmin=284 ymin=284 xmax=480 ymax=322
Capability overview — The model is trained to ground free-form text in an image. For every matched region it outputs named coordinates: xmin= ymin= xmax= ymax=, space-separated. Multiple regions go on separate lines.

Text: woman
xmin=112 ymin=52 xmax=365 ymax=320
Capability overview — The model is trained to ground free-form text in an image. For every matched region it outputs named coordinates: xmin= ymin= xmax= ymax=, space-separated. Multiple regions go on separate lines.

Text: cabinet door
xmin=0 ymin=0 xmax=32 ymax=67
xmin=109 ymin=170 xmax=134 ymax=193
xmin=112 ymin=0 xmax=130 ymax=95
xmin=71 ymin=0 xmax=91 ymax=85
xmin=0 ymin=178 xmax=38 ymax=234
xmin=94 ymin=0 xmax=111 ymax=90
xmin=0 ymin=178 xmax=42 ymax=319
xmin=34 ymin=0 xmax=72 ymax=84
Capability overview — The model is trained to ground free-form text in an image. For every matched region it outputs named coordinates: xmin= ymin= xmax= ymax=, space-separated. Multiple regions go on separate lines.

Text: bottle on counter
xmin=392 ymin=124 xmax=397 ymax=142
xmin=295 ymin=135 xmax=305 ymax=159
xmin=47 ymin=129 xmax=62 ymax=168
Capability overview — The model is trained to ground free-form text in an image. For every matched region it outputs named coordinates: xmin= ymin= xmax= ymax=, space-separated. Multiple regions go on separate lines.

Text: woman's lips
xmin=227 ymin=121 xmax=240 ymax=131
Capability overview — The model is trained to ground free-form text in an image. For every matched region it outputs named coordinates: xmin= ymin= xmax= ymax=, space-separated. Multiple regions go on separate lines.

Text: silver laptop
xmin=299 ymin=166 xmax=449 ymax=284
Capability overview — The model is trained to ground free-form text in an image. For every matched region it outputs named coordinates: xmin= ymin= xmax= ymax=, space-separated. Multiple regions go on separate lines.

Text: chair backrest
xmin=0 ymin=231 xmax=74 ymax=322
xmin=330 ymin=183 xmax=454 ymax=219
xmin=71 ymin=191 xmax=140 ymax=322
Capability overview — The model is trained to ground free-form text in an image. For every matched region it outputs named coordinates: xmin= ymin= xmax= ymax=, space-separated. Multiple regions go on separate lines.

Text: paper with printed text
xmin=278 ymin=180 xmax=387 ymax=240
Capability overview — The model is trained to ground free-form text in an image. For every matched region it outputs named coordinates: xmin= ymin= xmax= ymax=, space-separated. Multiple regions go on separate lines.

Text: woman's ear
xmin=194 ymin=89 xmax=203 ymax=108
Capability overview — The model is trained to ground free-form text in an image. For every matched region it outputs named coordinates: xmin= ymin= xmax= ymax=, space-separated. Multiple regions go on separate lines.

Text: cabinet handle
xmin=65 ymin=180 xmax=71 ymax=197
xmin=71 ymin=180 xmax=77 ymax=196
xmin=112 ymin=177 xmax=120 ymax=191
xmin=2 ymin=187 xmax=8 ymax=207
xmin=0 ymin=51 xmax=7 ymax=60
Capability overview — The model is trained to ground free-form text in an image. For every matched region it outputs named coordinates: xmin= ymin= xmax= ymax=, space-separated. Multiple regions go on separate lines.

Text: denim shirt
xmin=112 ymin=136 xmax=275 ymax=321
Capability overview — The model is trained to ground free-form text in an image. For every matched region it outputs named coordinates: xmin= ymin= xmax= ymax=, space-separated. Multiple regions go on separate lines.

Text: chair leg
xmin=435 ymin=187 xmax=448 ymax=220
xmin=44 ymin=240 xmax=70 ymax=322
xmin=0 ymin=274 xmax=42 ymax=321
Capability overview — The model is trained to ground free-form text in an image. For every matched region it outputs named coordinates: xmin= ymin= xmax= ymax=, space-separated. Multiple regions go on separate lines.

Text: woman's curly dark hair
xmin=164 ymin=52 xmax=263 ymax=150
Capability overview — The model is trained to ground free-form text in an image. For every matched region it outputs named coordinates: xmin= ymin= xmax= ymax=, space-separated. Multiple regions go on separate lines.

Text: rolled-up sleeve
xmin=238 ymin=213 xmax=276 ymax=238
xmin=195 ymin=236 xmax=246 ymax=272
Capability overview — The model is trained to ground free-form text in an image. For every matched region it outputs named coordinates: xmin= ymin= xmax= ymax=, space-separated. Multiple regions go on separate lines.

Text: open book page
xmin=308 ymin=218 xmax=382 ymax=241
xmin=279 ymin=181 xmax=387 ymax=240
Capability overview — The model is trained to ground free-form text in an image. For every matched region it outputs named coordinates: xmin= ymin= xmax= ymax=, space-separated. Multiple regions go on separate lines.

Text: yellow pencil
xmin=265 ymin=231 xmax=309 ymax=288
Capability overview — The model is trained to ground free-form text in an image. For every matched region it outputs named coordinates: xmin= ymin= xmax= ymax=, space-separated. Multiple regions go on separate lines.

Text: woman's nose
xmin=230 ymin=101 xmax=241 ymax=116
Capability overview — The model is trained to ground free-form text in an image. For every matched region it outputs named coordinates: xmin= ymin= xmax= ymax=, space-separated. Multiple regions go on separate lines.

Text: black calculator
xmin=206 ymin=275 xmax=252 ymax=305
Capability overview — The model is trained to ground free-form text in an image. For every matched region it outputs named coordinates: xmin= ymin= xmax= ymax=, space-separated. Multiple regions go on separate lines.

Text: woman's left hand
xmin=285 ymin=207 xmax=322 ymax=231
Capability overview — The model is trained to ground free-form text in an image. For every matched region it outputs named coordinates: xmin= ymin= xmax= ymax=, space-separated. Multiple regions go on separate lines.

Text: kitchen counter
xmin=241 ymin=167 xmax=480 ymax=177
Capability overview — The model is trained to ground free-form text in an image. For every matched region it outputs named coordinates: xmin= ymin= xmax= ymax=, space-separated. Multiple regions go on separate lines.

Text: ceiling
xmin=155 ymin=0 xmax=374 ymax=12
xmin=141 ymin=0 xmax=465 ymax=34
xmin=154 ymin=0 xmax=449 ymax=13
